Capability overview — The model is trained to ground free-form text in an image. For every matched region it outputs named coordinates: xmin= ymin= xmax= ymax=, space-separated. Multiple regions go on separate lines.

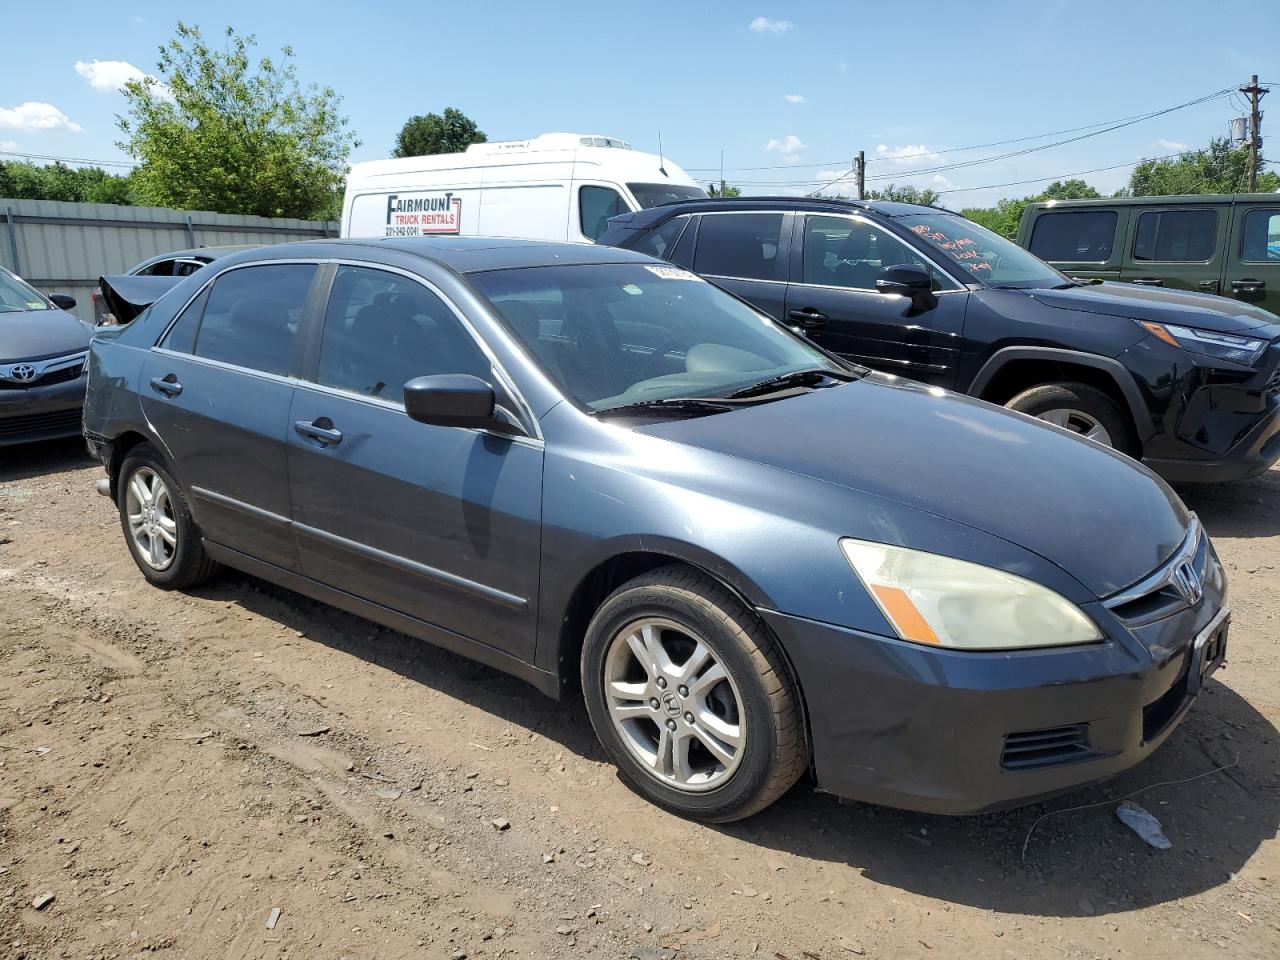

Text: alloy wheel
xmin=1037 ymin=407 xmax=1114 ymax=446
xmin=602 ymin=616 xmax=746 ymax=792
xmin=125 ymin=466 xmax=178 ymax=571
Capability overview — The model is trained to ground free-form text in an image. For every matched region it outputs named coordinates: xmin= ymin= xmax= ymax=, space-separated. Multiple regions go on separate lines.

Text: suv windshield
xmin=628 ymin=183 xmax=709 ymax=209
xmin=471 ymin=262 xmax=843 ymax=412
xmin=0 ymin=268 xmax=50 ymax=313
xmin=897 ymin=214 xmax=1066 ymax=287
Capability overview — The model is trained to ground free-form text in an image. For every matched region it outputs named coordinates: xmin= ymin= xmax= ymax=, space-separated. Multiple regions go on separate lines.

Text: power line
xmin=0 ymin=149 xmax=137 ymax=169
xmin=933 ymin=154 xmax=1183 ymax=196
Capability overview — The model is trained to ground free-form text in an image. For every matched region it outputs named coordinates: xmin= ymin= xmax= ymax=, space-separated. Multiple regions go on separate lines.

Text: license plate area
xmin=1142 ymin=608 xmax=1229 ymax=744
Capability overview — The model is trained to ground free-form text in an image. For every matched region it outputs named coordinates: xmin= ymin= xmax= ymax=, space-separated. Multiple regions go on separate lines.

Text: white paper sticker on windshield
xmin=644 ymin=265 xmax=704 ymax=282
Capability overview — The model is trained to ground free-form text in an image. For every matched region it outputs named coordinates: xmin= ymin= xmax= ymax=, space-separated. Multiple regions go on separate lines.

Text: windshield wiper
xmin=725 ymin=367 xmax=858 ymax=400
xmin=591 ymin=397 xmax=735 ymax=420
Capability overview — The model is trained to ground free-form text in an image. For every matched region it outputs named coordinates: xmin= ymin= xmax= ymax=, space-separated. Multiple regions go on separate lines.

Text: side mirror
xmin=403 ymin=374 xmax=500 ymax=430
xmin=875 ymin=264 xmax=937 ymax=311
xmin=48 ymin=293 xmax=77 ymax=310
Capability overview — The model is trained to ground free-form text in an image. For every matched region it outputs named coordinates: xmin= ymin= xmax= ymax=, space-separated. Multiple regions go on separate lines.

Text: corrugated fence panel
xmin=0 ymin=198 xmax=336 ymax=322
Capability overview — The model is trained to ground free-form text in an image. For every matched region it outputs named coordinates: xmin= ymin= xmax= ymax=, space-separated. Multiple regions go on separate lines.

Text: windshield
xmin=470 ymin=262 xmax=843 ymax=412
xmin=897 ymin=214 xmax=1067 ymax=287
xmin=628 ymin=183 xmax=709 ymax=209
xmin=0 ymin=268 xmax=50 ymax=313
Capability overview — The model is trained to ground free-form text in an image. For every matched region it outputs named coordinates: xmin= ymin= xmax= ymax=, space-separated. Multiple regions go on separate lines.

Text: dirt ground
xmin=1 ymin=440 xmax=1277 ymax=960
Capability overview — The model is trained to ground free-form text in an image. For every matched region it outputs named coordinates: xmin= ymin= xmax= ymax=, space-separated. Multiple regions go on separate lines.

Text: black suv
xmin=599 ymin=198 xmax=1280 ymax=482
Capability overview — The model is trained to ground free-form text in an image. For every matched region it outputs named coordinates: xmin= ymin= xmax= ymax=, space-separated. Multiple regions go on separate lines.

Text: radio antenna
xmin=658 ymin=132 xmax=669 ymax=177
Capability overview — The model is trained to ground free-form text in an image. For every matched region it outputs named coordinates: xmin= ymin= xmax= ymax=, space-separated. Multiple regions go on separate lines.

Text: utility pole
xmin=1240 ymin=75 xmax=1268 ymax=192
xmin=854 ymin=150 xmax=866 ymax=200
xmin=720 ymin=149 xmax=726 ymax=198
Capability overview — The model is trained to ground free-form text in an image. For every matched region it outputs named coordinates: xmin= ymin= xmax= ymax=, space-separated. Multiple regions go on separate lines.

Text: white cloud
xmin=0 ymin=140 xmax=17 ymax=153
xmin=0 ymin=102 xmax=82 ymax=134
xmin=875 ymin=143 xmax=944 ymax=167
xmin=765 ymin=134 xmax=807 ymax=163
xmin=1153 ymin=137 xmax=1188 ymax=153
xmin=784 ymin=93 xmax=806 ymax=104
xmin=74 ymin=60 xmax=172 ymax=100
xmin=813 ymin=168 xmax=856 ymax=197
xmin=749 ymin=17 xmax=794 ymax=33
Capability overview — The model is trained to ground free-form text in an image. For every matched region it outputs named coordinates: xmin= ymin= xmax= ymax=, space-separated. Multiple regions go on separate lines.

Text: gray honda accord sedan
xmin=82 ymin=238 xmax=1229 ymax=821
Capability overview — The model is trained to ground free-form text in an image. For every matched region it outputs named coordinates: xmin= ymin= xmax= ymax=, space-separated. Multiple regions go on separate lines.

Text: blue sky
xmin=2 ymin=0 xmax=1277 ymax=209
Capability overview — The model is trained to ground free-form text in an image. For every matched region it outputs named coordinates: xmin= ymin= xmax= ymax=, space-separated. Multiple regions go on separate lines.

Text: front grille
xmin=1001 ymin=724 xmax=1095 ymax=770
xmin=0 ymin=361 xmax=84 ymax=390
xmin=0 ymin=407 xmax=82 ymax=439
xmin=1105 ymin=518 xmax=1209 ymax=626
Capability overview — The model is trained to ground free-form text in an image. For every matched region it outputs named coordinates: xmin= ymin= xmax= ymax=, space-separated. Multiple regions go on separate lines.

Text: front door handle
xmin=149 ymin=374 xmax=183 ymax=397
xmin=787 ymin=308 xmax=829 ymax=328
xmin=294 ymin=418 xmax=343 ymax=446
xmin=1198 ymin=279 xmax=1220 ymax=294
xmin=1130 ymin=277 xmax=1165 ymax=286
xmin=1231 ymin=278 xmax=1266 ymax=298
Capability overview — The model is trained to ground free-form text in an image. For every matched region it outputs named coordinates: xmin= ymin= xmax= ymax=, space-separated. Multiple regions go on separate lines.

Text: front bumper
xmin=762 ymin=599 xmax=1229 ymax=815
xmin=0 ymin=373 xmax=87 ymax=446
xmin=1144 ymin=397 xmax=1280 ymax=482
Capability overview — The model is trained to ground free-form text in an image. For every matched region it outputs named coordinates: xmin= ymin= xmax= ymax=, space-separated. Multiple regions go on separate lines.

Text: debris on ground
xmin=1115 ymin=800 xmax=1172 ymax=849
xmin=265 ymin=906 xmax=281 ymax=930
xmin=32 ymin=891 xmax=55 ymax=911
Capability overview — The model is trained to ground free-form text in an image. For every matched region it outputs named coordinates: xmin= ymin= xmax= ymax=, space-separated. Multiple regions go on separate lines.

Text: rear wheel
xmin=117 ymin=443 xmax=220 ymax=589
xmin=1005 ymin=381 xmax=1137 ymax=455
xmin=581 ymin=566 xmax=808 ymax=822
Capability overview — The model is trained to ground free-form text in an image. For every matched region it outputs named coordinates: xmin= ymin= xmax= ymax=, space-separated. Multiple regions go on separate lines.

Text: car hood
xmin=1028 ymin=281 xmax=1280 ymax=334
xmin=0 ymin=308 xmax=92 ymax=362
xmin=639 ymin=376 xmax=1189 ymax=598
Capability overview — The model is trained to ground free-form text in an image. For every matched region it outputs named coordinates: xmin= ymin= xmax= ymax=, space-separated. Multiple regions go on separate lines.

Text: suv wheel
xmin=581 ymin=566 xmax=808 ymax=822
xmin=1005 ymin=382 xmax=1137 ymax=455
xmin=117 ymin=443 xmax=220 ymax=589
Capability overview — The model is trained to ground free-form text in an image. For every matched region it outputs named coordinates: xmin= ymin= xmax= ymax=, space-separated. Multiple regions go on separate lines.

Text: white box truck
xmin=341 ymin=133 xmax=707 ymax=243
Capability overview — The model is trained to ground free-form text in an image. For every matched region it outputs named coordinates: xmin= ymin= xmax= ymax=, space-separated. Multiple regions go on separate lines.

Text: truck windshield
xmin=628 ymin=183 xmax=709 ymax=209
xmin=897 ymin=214 xmax=1067 ymax=288
xmin=0 ymin=268 xmax=50 ymax=313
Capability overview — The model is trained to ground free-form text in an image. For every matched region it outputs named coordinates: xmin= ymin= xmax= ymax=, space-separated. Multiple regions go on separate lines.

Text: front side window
xmin=580 ymin=186 xmax=629 ymax=241
xmin=693 ymin=213 xmax=785 ymax=281
xmin=0 ymin=267 xmax=50 ymax=312
xmin=316 ymin=266 xmax=490 ymax=407
xmin=192 ymin=263 xmax=316 ymax=376
xmin=1241 ymin=209 xmax=1280 ymax=262
xmin=801 ymin=215 xmax=931 ymax=290
xmin=1029 ymin=210 xmax=1118 ymax=262
xmin=1132 ymin=209 xmax=1218 ymax=262
xmin=471 ymin=262 xmax=842 ymax=411
xmin=899 ymin=214 xmax=1065 ymax=287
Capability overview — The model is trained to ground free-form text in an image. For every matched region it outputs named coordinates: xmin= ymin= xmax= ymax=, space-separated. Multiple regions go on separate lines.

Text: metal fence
xmin=0 ymin=198 xmax=337 ymax=323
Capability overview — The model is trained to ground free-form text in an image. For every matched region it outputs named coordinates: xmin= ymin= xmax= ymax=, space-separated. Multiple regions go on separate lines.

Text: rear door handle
xmin=1130 ymin=277 xmax=1165 ymax=286
xmin=149 ymin=375 xmax=182 ymax=397
xmin=294 ymin=418 xmax=343 ymax=446
xmin=1197 ymin=279 xmax=1220 ymax=293
xmin=787 ymin=308 xmax=829 ymax=328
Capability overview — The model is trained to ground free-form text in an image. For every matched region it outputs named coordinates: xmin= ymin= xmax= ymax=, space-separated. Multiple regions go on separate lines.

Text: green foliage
xmin=961 ymin=179 xmax=1103 ymax=238
xmin=864 ymin=183 xmax=942 ymax=206
xmin=392 ymin=108 xmax=486 ymax=158
xmin=0 ymin=160 xmax=136 ymax=204
xmin=707 ymin=182 xmax=742 ymax=198
xmin=1126 ymin=137 xmax=1279 ymax=196
xmin=117 ymin=22 xmax=358 ymax=220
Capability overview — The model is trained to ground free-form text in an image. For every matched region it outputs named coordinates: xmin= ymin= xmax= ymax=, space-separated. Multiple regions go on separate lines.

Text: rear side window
xmin=192 ymin=264 xmax=316 ymax=376
xmin=1132 ymin=209 xmax=1218 ymax=262
xmin=136 ymin=259 xmax=177 ymax=277
xmin=316 ymin=265 xmax=490 ymax=407
xmin=579 ymin=186 xmax=629 ymax=241
xmin=1029 ymin=210 xmax=1118 ymax=262
xmin=1241 ymin=209 xmax=1280 ymax=262
xmin=693 ymin=213 xmax=785 ymax=281
xmin=632 ymin=216 xmax=689 ymax=261
xmin=159 ymin=287 xmax=210 ymax=353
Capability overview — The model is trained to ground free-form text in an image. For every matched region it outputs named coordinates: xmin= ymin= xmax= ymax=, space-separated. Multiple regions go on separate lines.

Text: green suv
xmin=1018 ymin=194 xmax=1280 ymax=314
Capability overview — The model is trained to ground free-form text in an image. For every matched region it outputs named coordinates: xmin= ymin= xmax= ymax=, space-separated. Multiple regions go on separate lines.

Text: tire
xmin=581 ymin=566 xmax=809 ymax=822
xmin=1005 ymin=381 xmax=1138 ymax=455
xmin=116 ymin=443 xmax=220 ymax=590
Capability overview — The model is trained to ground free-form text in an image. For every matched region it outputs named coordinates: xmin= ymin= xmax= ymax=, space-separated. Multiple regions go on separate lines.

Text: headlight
xmin=840 ymin=539 xmax=1102 ymax=651
xmin=1137 ymin=321 xmax=1267 ymax=367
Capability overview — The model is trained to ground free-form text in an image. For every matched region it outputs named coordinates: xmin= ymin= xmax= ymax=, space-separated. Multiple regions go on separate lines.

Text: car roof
xmin=213 ymin=236 xmax=656 ymax=274
xmin=611 ymin=196 xmax=958 ymax=229
xmin=1025 ymin=193 xmax=1280 ymax=210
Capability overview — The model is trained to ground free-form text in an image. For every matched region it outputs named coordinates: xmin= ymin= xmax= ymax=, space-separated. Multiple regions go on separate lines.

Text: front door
xmin=1119 ymin=205 xmax=1228 ymax=295
xmin=785 ymin=214 xmax=968 ymax=387
xmin=139 ymin=262 xmax=319 ymax=570
xmin=1228 ymin=204 xmax=1280 ymax=314
xmin=287 ymin=264 xmax=543 ymax=662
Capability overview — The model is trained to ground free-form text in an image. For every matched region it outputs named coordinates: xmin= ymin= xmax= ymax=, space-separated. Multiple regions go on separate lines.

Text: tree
xmin=961 ymin=179 xmax=1103 ymax=239
xmin=392 ymin=108 xmax=486 ymax=158
xmin=1126 ymin=137 xmax=1279 ymax=196
xmin=864 ymin=183 xmax=942 ymax=206
xmin=707 ymin=182 xmax=741 ymax=198
xmin=0 ymin=160 xmax=136 ymax=204
xmin=117 ymin=22 xmax=358 ymax=220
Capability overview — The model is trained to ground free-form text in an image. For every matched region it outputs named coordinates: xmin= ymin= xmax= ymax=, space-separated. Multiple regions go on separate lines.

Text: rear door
xmin=689 ymin=211 xmax=792 ymax=321
xmin=1025 ymin=206 xmax=1127 ymax=281
xmin=783 ymin=213 xmax=968 ymax=387
xmin=1119 ymin=204 xmax=1228 ymax=294
xmin=286 ymin=263 xmax=543 ymax=662
xmin=1227 ymin=202 xmax=1280 ymax=313
xmin=140 ymin=261 xmax=320 ymax=570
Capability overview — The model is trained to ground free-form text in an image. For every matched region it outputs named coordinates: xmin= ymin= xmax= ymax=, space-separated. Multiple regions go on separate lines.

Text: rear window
xmin=1132 ymin=209 xmax=1218 ymax=262
xmin=693 ymin=213 xmax=785 ymax=281
xmin=1029 ymin=210 xmax=1118 ymax=262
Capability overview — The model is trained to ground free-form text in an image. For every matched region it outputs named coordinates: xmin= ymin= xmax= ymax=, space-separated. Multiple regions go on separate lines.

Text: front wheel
xmin=117 ymin=443 xmax=220 ymax=589
xmin=581 ymin=567 xmax=809 ymax=822
xmin=1005 ymin=381 xmax=1138 ymax=455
